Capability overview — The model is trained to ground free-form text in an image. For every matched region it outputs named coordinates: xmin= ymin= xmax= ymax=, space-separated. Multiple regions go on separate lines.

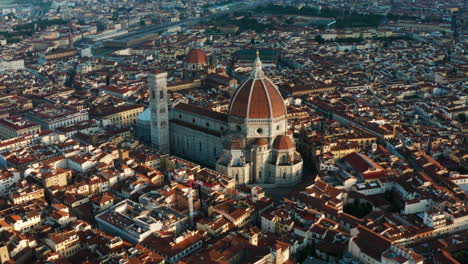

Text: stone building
xmin=150 ymin=52 xmax=303 ymax=186
xmin=185 ymin=48 xmax=208 ymax=72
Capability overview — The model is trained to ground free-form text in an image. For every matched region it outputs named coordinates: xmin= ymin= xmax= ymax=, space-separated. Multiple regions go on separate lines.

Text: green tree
xmin=314 ymin=35 xmax=325 ymax=44
xmin=344 ymin=200 xmax=373 ymax=218
xmin=456 ymin=113 xmax=466 ymax=123
xmin=452 ymin=250 xmax=468 ymax=264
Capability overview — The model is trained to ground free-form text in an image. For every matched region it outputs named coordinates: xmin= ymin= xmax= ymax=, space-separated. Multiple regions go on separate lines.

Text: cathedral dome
xmin=186 ymin=48 xmax=208 ymax=64
xmin=229 ymin=52 xmax=286 ymax=119
xmin=252 ymin=138 xmax=268 ymax=146
xmin=273 ymin=135 xmax=294 ymax=150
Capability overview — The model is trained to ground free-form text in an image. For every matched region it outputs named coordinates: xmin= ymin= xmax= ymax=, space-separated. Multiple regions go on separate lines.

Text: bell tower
xmin=148 ymin=71 xmax=170 ymax=153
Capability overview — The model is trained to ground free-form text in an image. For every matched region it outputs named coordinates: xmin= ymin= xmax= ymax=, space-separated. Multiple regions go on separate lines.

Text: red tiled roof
xmin=174 ymin=103 xmax=228 ymax=122
xmin=143 ymin=231 xmax=205 ymax=257
xmin=353 ymin=225 xmax=391 ymax=261
xmin=344 ymin=152 xmax=384 ymax=175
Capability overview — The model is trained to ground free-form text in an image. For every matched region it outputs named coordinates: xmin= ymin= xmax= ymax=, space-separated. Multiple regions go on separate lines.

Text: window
xmin=159 ymin=90 xmax=164 ymax=99
xmin=199 ymin=142 xmax=202 ymax=152
xmin=256 ymin=128 xmax=263 ymax=134
xmin=151 ymin=90 xmax=155 ymax=99
xmin=283 ymin=172 xmax=286 ymax=179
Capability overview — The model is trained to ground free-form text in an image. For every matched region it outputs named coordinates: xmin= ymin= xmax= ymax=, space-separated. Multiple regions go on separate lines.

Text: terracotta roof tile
xmin=186 ymin=48 xmax=208 ymax=64
xmin=230 ymin=78 xmax=286 ymax=119
xmin=273 ymin=135 xmax=294 ymax=150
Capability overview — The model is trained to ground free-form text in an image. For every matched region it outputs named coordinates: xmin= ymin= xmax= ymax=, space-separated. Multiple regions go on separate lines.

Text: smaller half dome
xmin=252 ymin=138 xmax=268 ymax=146
xmin=273 ymin=135 xmax=294 ymax=150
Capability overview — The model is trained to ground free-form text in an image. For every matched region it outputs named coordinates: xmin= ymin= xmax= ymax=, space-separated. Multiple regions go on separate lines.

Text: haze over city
xmin=0 ymin=0 xmax=466 ymax=263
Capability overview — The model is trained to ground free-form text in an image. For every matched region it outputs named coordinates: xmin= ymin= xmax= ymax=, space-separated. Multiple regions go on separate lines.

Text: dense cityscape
xmin=0 ymin=0 xmax=466 ymax=263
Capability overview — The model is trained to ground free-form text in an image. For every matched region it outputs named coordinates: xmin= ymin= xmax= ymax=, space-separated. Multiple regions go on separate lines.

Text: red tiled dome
xmin=229 ymin=78 xmax=286 ymax=119
xmin=186 ymin=48 xmax=208 ymax=64
xmin=229 ymin=51 xmax=286 ymax=119
xmin=252 ymin=138 xmax=268 ymax=146
xmin=273 ymin=135 xmax=294 ymax=150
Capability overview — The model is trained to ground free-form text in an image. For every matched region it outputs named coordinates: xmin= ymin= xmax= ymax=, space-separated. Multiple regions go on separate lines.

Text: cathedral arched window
xmin=283 ymin=172 xmax=286 ymax=179
xmin=159 ymin=90 xmax=164 ymax=99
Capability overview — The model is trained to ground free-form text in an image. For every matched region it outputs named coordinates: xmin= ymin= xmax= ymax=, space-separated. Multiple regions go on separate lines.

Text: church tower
xmin=148 ymin=71 xmax=170 ymax=153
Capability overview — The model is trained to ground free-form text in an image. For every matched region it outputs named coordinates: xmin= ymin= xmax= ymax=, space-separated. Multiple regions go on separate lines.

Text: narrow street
xmin=264 ymin=164 xmax=317 ymax=201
